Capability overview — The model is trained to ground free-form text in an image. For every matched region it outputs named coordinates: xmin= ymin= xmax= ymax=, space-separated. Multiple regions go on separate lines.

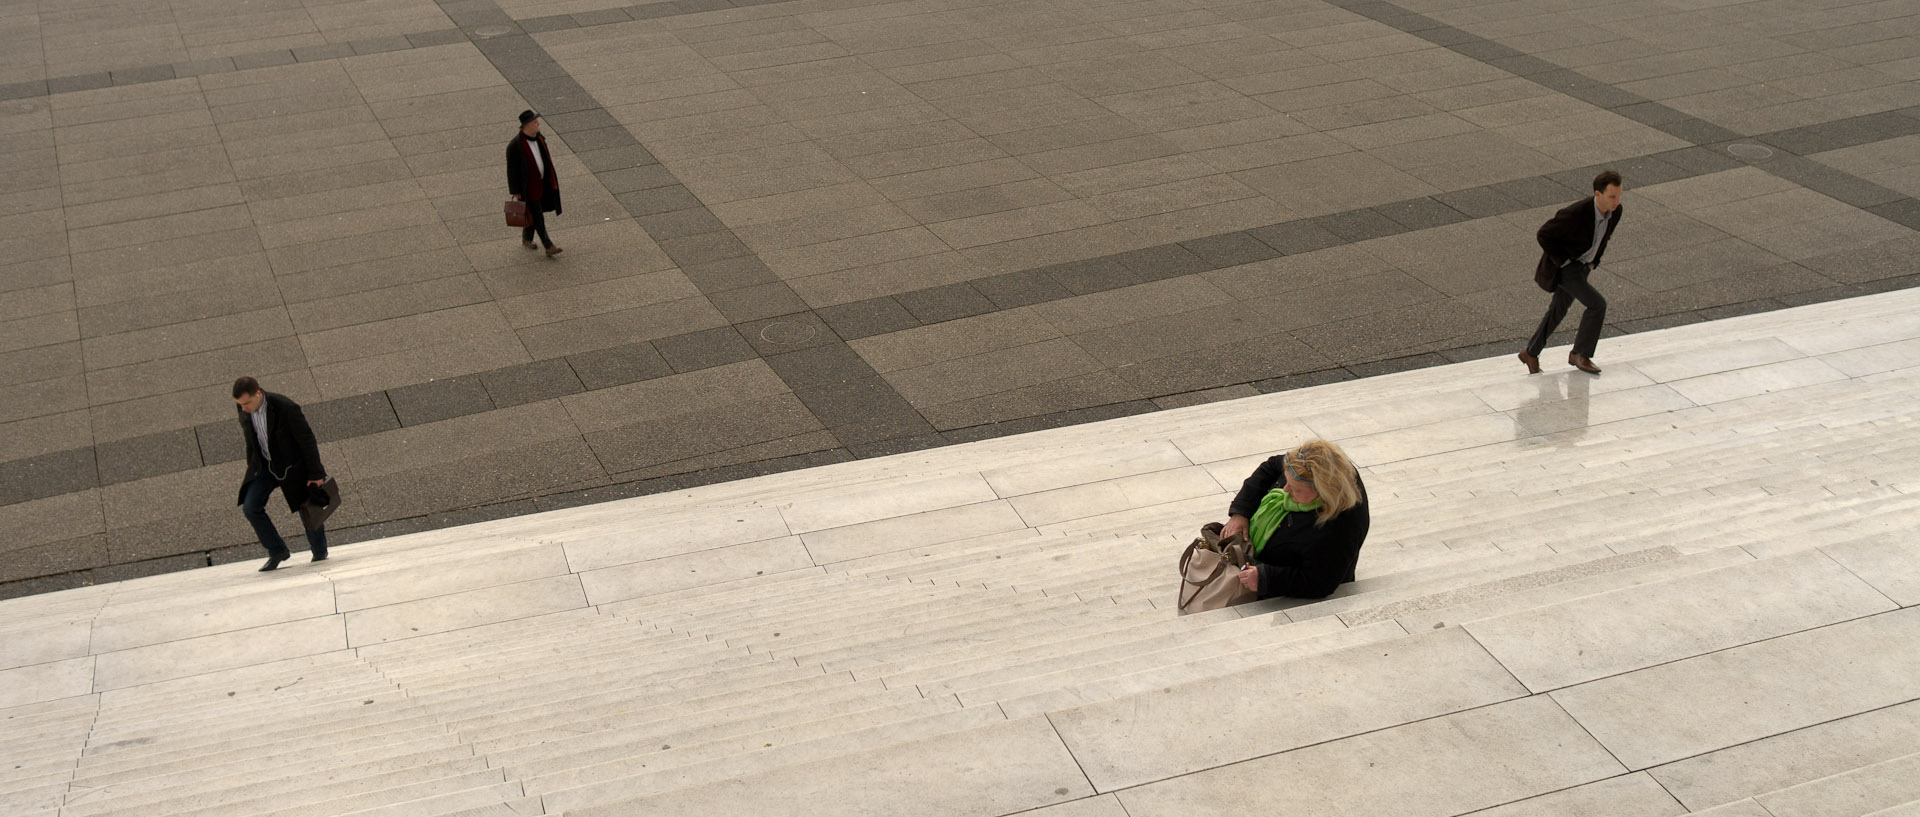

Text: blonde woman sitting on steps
xmin=1218 ymin=439 xmax=1370 ymax=600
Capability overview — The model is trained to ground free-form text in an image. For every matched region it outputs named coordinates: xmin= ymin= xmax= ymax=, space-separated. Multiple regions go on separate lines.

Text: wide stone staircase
xmin=3 ymin=288 xmax=1919 ymax=817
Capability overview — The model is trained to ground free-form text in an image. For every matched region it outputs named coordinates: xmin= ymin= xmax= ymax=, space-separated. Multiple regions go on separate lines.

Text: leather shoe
xmin=259 ymin=553 xmax=287 ymax=572
xmin=1517 ymin=350 xmax=1540 ymax=374
xmin=310 ymin=548 xmax=328 ymax=563
xmin=522 ymin=239 xmax=538 ymax=250
xmin=544 ymin=246 xmax=564 ymax=257
xmin=1569 ymin=353 xmax=1602 ymax=374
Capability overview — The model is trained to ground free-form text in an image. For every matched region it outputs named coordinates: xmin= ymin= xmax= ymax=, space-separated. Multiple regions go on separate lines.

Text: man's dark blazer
xmin=506 ymin=133 xmax=562 ymax=213
xmin=235 ymin=392 xmax=327 ymax=513
xmin=1534 ymin=197 xmax=1623 ymax=291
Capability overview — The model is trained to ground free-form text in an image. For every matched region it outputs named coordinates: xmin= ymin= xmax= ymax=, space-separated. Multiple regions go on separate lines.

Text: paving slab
xmin=1550 ymin=607 xmax=1920 ymax=770
xmin=1465 ymin=549 xmax=1898 ymax=691
xmin=1049 ymin=626 xmax=1527 ymax=791
xmin=1114 ymin=695 xmax=1624 ymax=814
xmin=1649 ymin=700 xmax=1920 ymax=812
xmin=565 ymin=715 xmax=1090 ymax=817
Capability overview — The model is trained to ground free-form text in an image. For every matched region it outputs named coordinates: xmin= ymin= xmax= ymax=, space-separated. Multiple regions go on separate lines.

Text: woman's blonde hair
xmin=1288 ymin=439 xmax=1361 ymax=525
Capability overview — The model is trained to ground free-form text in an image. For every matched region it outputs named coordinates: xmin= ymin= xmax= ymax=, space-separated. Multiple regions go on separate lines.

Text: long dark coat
xmin=235 ymin=392 xmax=327 ymax=514
xmin=506 ymin=133 xmax=562 ymax=214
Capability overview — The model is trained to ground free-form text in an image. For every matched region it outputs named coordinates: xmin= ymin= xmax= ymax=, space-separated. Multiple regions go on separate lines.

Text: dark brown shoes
xmin=544 ymin=246 xmax=564 ymax=257
xmin=259 ymin=553 xmax=287 ymax=572
xmin=1570 ymin=354 xmax=1602 ymax=374
xmin=1518 ymin=351 xmax=1541 ymax=374
xmin=522 ymin=239 xmax=538 ymax=250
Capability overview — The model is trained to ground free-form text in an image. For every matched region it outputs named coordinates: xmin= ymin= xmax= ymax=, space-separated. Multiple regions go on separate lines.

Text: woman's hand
xmin=1238 ymin=565 xmax=1259 ymax=592
xmin=1220 ymin=515 xmax=1249 ymax=542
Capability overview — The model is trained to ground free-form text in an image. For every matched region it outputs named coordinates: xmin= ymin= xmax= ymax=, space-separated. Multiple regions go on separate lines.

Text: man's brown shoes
xmin=545 ymin=246 xmax=564 ymax=257
xmin=1518 ymin=351 xmax=1540 ymax=374
xmin=1570 ymin=354 xmax=1602 ymax=374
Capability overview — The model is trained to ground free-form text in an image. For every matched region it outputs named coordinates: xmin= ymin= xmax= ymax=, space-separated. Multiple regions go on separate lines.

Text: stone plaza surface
xmin=0 ymin=286 xmax=1917 ymax=817
xmin=2 ymin=0 xmax=1919 ymax=593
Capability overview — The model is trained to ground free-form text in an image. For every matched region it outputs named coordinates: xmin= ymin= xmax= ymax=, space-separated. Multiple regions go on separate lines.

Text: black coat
xmin=235 ymin=392 xmax=327 ymax=513
xmin=506 ymin=133 xmax=561 ymax=213
xmin=1228 ymin=454 xmax=1370 ymax=600
xmin=1534 ymin=197 xmax=1622 ymax=291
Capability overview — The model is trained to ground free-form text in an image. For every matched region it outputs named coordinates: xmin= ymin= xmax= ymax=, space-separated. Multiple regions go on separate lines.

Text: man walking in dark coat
xmin=507 ymin=109 xmax=564 ymax=257
xmin=1520 ymin=170 xmax=1624 ymax=375
xmin=233 ymin=377 xmax=329 ymax=571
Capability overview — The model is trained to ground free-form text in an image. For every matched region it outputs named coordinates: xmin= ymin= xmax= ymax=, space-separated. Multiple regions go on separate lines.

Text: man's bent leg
xmin=241 ymin=474 xmax=290 ymax=559
xmin=1524 ymin=288 xmax=1575 ymax=357
xmin=1561 ymin=268 xmax=1608 ymax=358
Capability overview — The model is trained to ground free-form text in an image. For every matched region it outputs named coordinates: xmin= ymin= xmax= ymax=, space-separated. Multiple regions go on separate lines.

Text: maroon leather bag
xmin=504 ymin=199 xmax=531 ymax=228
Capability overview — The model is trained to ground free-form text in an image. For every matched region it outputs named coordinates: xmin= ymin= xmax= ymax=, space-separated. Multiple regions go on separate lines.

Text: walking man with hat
xmin=508 ymin=109 xmax=563 ymax=257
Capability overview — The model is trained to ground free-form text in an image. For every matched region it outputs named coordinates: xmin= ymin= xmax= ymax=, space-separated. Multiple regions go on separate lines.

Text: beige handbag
xmin=1177 ymin=522 xmax=1257 ymax=614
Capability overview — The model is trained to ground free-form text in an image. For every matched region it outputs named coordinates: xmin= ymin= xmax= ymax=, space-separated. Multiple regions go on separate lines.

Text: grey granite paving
xmin=1 ymin=0 xmax=1917 ymax=596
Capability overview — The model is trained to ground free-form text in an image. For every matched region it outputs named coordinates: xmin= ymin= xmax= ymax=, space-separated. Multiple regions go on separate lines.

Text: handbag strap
xmin=1178 ymin=540 xmax=1233 ymax=611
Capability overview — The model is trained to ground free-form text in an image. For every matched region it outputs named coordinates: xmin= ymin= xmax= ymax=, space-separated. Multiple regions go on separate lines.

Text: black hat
xmin=518 ymin=109 xmax=540 ymax=126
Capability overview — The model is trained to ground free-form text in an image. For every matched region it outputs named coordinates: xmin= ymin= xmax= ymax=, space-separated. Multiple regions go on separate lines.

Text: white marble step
xmin=454 ymin=669 xmax=860 ymax=752
xmin=523 ymin=696 xmax=969 ymax=798
xmin=1752 ymin=750 xmax=1920 ymax=817
xmin=91 ymin=672 xmax=397 ymax=727
xmin=156 ymin=768 xmax=507 ymax=817
xmin=1865 ymin=802 xmax=1920 ymax=817
xmin=0 ymin=780 xmax=60 ymax=816
xmin=994 ymin=619 xmax=1409 ymax=719
xmin=750 ymin=592 xmax=1094 ymax=661
xmin=426 ymin=797 xmax=543 ymax=817
xmin=384 ymin=634 xmax=747 ymax=698
xmin=61 ymin=744 xmax=482 ymax=816
xmin=1552 ymin=607 xmax=1920 ymax=771
xmin=558 ymin=715 xmax=1087 ymax=817
xmin=596 ymin=568 xmax=840 ymax=621
xmin=362 ymin=617 xmax=676 ymax=670
xmin=939 ymin=613 xmax=1358 ymax=703
xmin=684 ymin=580 xmax=1021 ymax=642
xmin=84 ymin=685 xmax=408 ymax=750
xmin=1385 ymin=545 xmax=1752 ymax=632
xmin=93 ymin=651 xmax=370 ymax=709
xmin=321 ymin=781 xmax=524 ymax=817
xmin=851 ymin=605 xmax=1245 ymax=683
xmin=421 ymin=659 xmax=819 ymax=736
xmin=1467 ymin=548 xmax=1897 ymax=693
xmin=535 ymin=704 xmax=1007 ymax=813
xmin=70 ymin=720 xmax=454 ymax=789
xmin=499 ymin=685 xmax=932 ymax=779
xmin=0 ymin=758 xmax=73 ymax=791
xmin=64 ymin=736 xmax=466 ymax=804
xmin=774 ymin=598 xmax=1140 ymax=673
xmin=69 ymin=757 xmax=493 ymax=817
xmin=78 ymin=699 xmax=433 ymax=771
xmin=349 ymin=609 xmax=630 ymax=663
xmin=881 ymin=535 xmax=1169 ymax=588
xmin=1325 ymin=545 xmax=1682 ymax=628
xmin=1646 ymin=699 xmax=1920 ymax=812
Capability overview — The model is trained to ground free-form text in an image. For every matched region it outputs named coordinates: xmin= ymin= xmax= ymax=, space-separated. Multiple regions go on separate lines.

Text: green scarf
xmin=1248 ymin=489 xmax=1322 ymax=558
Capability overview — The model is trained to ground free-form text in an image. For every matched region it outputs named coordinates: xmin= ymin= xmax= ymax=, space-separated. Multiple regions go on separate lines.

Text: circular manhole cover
xmin=1727 ymin=143 xmax=1774 ymax=160
xmin=471 ymin=24 xmax=513 ymax=38
xmin=758 ymin=321 xmax=817 ymax=345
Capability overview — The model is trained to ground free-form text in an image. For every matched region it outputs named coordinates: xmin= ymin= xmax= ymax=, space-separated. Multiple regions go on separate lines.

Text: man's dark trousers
xmin=241 ymin=470 xmax=326 ymax=559
xmin=1525 ymin=261 xmax=1607 ymax=359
